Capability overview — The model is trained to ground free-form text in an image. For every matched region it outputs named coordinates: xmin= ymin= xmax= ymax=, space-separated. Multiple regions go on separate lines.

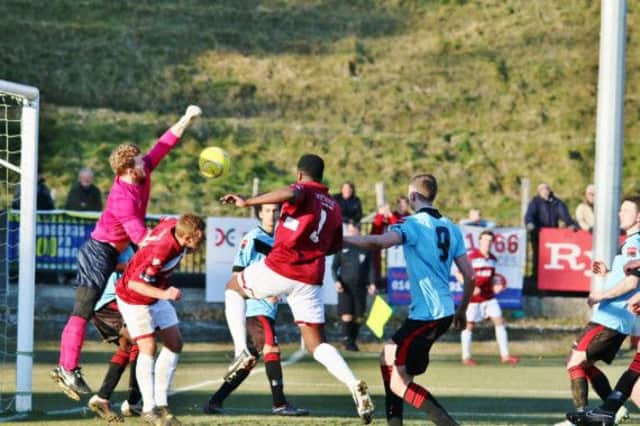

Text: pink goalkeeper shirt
xmin=90 ymin=129 xmax=180 ymax=249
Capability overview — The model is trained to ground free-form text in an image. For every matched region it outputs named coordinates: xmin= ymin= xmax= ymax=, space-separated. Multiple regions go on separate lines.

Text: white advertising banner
xmin=205 ymin=217 xmax=337 ymax=305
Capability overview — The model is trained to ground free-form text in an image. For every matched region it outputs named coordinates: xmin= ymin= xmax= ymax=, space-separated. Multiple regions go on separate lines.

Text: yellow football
xmin=199 ymin=147 xmax=230 ymax=178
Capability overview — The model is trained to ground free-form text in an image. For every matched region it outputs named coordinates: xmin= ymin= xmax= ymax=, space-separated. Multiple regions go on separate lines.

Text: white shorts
xmin=466 ymin=298 xmax=502 ymax=323
xmin=116 ymin=297 xmax=179 ymax=340
xmin=238 ymin=259 xmax=325 ymax=325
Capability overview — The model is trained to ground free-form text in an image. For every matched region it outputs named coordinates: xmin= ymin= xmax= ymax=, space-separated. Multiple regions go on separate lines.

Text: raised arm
xmin=344 ymin=231 xmax=402 ymax=250
xmin=146 ymin=105 xmax=202 ymax=170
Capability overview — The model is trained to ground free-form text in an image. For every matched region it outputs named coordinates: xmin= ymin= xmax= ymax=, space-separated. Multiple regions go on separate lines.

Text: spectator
xmin=524 ymin=183 xmax=578 ymax=277
xmin=12 ymin=169 xmax=55 ymax=210
xmin=460 ymin=209 xmax=496 ymax=228
xmin=333 ymin=181 xmax=362 ymax=223
xmin=65 ymin=167 xmax=103 ymax=211
xmin=332 ymin=220 xmax=376 ymax=351
xmin=576 ymin=184 xmax=595 ymax=232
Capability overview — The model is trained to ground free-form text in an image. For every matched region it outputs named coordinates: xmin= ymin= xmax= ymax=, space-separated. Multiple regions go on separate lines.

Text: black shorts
xmin=392 ymin=316 xmax=453 ymax=376
xmin=337 ymin=284 xmax=367 ymax=318
xmin=573 ymin=322 xmax=627 ymax=364
xmin=92 ymin=302 xmax=125 ymax=344
xmin=246 ymin=315 xmax=278 ymax=352
xmin=76 ymin=238 xmax=119 ymax=292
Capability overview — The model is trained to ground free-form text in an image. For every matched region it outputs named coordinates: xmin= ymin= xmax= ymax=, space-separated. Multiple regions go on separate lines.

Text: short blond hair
xmin=410 ymin=174 xmax=438 ymax=203
xmin=109 ymin=144 xmax=141 ymax=175
xmin=176 ymin=213 xmax=206 ymax=239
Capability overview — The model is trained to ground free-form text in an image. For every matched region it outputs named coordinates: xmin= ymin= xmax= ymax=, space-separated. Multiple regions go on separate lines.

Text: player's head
xmin=255 ymin=203 xmax=280 ymax=232
xmin=479 ymin=230 xmax=494 ymax=252
xmin=397 ymin=196 xmax=410 ymax=214
xmin=109 ymin=144 xmax=145 ymax=182
xmin=345 ymin=219 xmax=361 ymax=236
xmin=175 ymin=213 xmax=206 ymax=251
xmin=296 ymin=154 xmax=324 ymax=182
xmin=619 ymin=196 xmax=640 ymax=232
xmin=408 ymin=174 xmax=437 ymax=207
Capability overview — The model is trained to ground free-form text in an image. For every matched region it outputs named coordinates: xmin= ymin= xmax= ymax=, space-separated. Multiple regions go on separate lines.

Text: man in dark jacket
xmin=332 ymin=220 xmax=376 ymax=351
xmin=333 ymin=182 xmax=363 ymax=224
xmin=524 ymin=183 xmax=578 ymax=278
xmin=12 ymin=173 xmax=55 ymax=210
xmin=65 ymin=167 xmax=102 ymax=211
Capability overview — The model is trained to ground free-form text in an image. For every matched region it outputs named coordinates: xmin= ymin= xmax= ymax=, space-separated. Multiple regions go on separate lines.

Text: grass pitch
xmin=1 ymin=337 xmax=639 ymax=425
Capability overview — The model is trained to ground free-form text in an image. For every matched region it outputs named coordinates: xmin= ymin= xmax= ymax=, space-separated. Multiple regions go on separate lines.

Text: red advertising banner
xmin=537 ymin=228 xmax=593 ymax=292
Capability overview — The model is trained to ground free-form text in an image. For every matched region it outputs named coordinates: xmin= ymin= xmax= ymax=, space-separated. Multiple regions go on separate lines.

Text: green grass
xmin=2 ymin=0 xmax=640 ymax=221
xmin=2 ymin=338 xmax=640 ymax=425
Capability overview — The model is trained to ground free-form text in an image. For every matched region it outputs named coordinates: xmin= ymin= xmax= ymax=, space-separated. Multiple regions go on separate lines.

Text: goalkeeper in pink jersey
xmin=51 ymin=106 xmax=201 ymax=400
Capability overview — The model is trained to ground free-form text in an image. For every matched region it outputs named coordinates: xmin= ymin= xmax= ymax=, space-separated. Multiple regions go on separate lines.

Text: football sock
xmin=342 ymin=321 xmax=353 ymax=342
xmin=495 ymin=325 xmax=510 ymax=357
xmin=568 ymin=365 xmax=588 ymax=409
xmin=351 ymin=320 xmax=361 ymax=343
xmin=404 ymin=382 xmax=458 ymax=425
xmin=313 ymin=343 xmax=358 ymax=389
xmin=461 ymin=329 xmax=472 ymax=360
xmin=585 ymin=365 xmax=613 ymax=401
xmin=136 ymin=353 xmax=155 ymax=413
xmin=265 ymin=353 xmax=287 ymax=406
xmin=128 ymin=344 xmax=141 ymax=404
xmin=59 ymin=315 xmax=88 ymax=370
xmin=211 ymin=367 xmax=252 ymax=403
xmin=225 ymin=290 xmax=247 ymax=356
xmin=154 ymin=347 xmax=179 ymax=407
xmin=97 ymin=348 xmax=129 ymax=400
xmin=380 ymin=364 xmax=403 ymax=424
xmin=602 ymin=353 xmax=640 ymax=412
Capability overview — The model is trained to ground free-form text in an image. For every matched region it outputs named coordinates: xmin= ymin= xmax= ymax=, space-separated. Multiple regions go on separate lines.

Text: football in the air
xmin=199 ymin=146 xmax=230 ymax=178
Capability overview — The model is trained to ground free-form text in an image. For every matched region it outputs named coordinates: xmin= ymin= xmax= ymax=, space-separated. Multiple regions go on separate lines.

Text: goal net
xmin=0 ymin=80 xmax=39 ymax=414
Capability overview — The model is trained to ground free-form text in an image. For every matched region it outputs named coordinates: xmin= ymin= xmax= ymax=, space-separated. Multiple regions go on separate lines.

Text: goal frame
xmin=0 ymin=79 xmax=39 ymax=413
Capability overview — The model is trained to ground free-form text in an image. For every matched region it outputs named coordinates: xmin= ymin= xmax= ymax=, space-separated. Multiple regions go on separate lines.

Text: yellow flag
xmin=366 ymin=295 xmax=393 ymax=339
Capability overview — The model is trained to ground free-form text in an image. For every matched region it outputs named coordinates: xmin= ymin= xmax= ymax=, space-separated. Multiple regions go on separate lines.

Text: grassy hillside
xmin=2 ymin=0 xmax=640 ymax=222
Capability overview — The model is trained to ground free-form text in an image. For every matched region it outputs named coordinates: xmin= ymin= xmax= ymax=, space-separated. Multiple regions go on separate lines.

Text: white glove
xmin=184 ymin=105 xmax=202 ymax=119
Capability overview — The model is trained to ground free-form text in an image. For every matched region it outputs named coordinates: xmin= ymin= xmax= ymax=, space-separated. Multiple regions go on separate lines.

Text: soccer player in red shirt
xmin=460 ymin=230 xmax=518 ymax=366
xmin=116 ymin=214 xmax=205 ymax=426
xmin=220 ymin=154 xmax=374 ymax=424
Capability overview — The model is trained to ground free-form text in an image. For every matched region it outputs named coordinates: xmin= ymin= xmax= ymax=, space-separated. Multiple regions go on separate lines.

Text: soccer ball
xmin=199 ymin=147 xmax=230 ymax=178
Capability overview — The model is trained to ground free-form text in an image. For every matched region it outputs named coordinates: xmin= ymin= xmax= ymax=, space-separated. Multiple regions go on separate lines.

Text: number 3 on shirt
xmin=309 ymin=209 xmax=328 ymax=243
xmin=435 ymin=226 xmax=450 ymax=261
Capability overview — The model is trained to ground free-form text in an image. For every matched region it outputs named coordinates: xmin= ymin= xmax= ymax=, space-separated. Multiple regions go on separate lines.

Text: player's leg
xmin=380 ymin=343 xmax=403 ymax=426
xmin=53 ymin=240 xmax=119 ymax=399
xmin=461 ymin=302 xmax=479 ymax=365
xmin=153 ymin=301 xmax=182 ymax=425
xmin=289 ymin=283 xmax=373 ymax=423
xmin=204 ymin=318 xmax=259 ymax=415
xmin=338 ymin=287 xmax=357 ymax=351
xmin=122 ymin=338 xmax=142 ymax=417
xmin=390 ymin=317 xmax=458 ymax=426
xmin=487 ymin=299 xmax=518 ymax=364
xmin=225 ymin=273 xmax=249 ymax=357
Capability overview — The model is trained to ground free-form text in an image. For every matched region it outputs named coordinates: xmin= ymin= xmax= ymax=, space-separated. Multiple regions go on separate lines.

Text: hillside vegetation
xmin=2 ymin=0 xmax=640 ymax=223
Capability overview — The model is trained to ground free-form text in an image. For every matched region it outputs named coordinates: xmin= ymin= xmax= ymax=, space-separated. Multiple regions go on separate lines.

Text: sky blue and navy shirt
xmin=234 ymin=226 xmax=278 ymax=320
xmin=390 ymin=207 xmax=466 ymax=321
xmin=592 ymin=232 xmax=640 ymax=335
xmin=94 ymin=246 xmax=135 ymax=311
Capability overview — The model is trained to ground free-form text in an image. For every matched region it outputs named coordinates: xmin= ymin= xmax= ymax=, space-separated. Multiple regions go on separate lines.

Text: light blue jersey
xmin=234 ymin=227 xmax=278 ymax=320
xmin=592 ymin=232 xmax=640 ymax=334
xmin=390 ymin=207 xmax=466 ymax=321
xmin=94 ymin=246 xmax=135 ymax=312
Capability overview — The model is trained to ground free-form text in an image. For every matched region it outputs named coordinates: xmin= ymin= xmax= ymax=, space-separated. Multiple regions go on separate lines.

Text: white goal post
xmin=0 ymin=79 xmax=39 ymax=413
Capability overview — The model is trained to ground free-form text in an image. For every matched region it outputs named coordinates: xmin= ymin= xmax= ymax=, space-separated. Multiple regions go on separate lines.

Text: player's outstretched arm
xmin=344 ymin=231 xmax=401 ymax=250
xmin=170 ymin=105 xmax=202 ymax=137
xmin=220 ymin=186 xmax=296 ymax=208
xmin=589 ymin=274 xmax=640 ymax=306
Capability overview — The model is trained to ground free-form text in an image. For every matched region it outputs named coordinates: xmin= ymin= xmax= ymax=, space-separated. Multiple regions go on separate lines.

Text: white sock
xmin=154 ymin=347 xmax=179 ymax=407
xmin=461 ymin=329 xmax=472 ymax=360
xmin=313 ymin=342 xmax=358 ymax=390
xmin=495 ymin=324 xmax=510 ymax=357
xmin=225 ymin=289 xmax=247 ymax=356
xmin=136 ymin=353 xmax=155 ymax=413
